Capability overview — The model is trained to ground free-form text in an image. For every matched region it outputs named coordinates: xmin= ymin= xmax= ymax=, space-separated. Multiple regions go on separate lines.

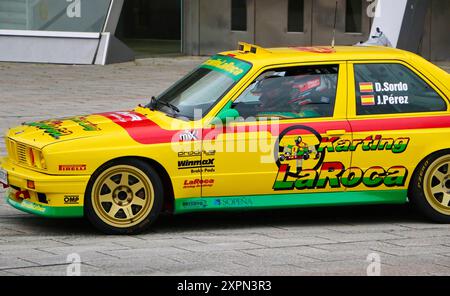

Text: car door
xmin=346 ymin=60 xmax=449 ymax=202
xmin=200 ymin=61 xmax=352 ymax=207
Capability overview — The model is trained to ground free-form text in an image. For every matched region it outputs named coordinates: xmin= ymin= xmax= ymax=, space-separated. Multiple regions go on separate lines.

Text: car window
xmin=153 ymin=55 xmax=252 ymax=120
xmin=354 ymin=63 xmax=447 ymax=115
xmin=233 ymin=65 xmax=339 ymax=120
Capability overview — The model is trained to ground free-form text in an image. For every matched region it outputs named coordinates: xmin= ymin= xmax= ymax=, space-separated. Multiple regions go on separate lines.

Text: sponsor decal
xmin=201 ymin=55 xmax=252 ymax=80
xmin=273 ymin=163 xmax=408 ymax=191
xmin=291 ymin=47 xmax=336 ymax=53
xmin=178 ymin=150 xmax=216 ymax=158
xmin=64 ymin=195 xmax=80 ymax=204
xmin=212 ymin=197 xmax=253 ymax=207
xmin=181 ymin=200 xmax=208 ymax=209
xmin=59 ymin=164 xmax=87 ymax=171
xmin=71 ymin=116 xmax=100 ymax=131
xmin=178 ymin=159 xmax=215 ymax=170
xmin=317 ymin=135 xmax=410 ymax=154
xmin=25 ymin=121 xmax=73 ymax=139
xmin=24 ymin=116 xmax=100 ymax=139
xmin=183 ymin=179 xmax=214 ymax=189
xmin=179 ymin=130 xmax=199 ymax=141
xmin=108 ymin=111 xmax=144 ymax=123
xmin=273 ymin=126 xmax=410 ymax=191
xmin=21 ymin=200 xmax=45 ymax=213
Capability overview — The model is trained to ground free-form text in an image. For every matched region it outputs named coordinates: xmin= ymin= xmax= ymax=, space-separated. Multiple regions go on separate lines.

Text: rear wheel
xmin=85 ymin=159 xmax=163 ymax=234
xmin=410 ymin=151 xmax=450 ymax=223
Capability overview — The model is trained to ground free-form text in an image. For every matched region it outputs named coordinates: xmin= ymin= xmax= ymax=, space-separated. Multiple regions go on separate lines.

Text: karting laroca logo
xmin=273 ymin=125 xmax=410 ymax=191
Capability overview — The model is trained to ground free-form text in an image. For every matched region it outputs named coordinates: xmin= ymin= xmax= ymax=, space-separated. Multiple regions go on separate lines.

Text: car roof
xmin=221 ymin=44 xmax=413 ymax=65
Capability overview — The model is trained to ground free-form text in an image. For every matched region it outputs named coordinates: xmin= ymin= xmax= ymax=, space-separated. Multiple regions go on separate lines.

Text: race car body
xmin=1 ymin=44 xmax=449 ymax=234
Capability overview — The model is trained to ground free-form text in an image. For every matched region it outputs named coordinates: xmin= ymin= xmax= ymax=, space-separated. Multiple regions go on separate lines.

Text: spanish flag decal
xmin=361 ymin=95 xmax=376 ymax=106
xmin=359 ymin=82 xmax=374 ymax=93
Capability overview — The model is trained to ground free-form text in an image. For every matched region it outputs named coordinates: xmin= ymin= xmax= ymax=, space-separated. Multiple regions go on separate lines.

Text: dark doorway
xmin=116 ymin=0 xmax=182 ymax=58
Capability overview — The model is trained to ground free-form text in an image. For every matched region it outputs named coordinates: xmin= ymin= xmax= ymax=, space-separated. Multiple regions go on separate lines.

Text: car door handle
xmin=326 ymin=130 xmax=347 ymax=136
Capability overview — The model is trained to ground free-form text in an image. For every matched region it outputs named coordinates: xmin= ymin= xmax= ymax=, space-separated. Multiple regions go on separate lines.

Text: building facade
xmin=0 ymin=0 xmax=448 ymax=64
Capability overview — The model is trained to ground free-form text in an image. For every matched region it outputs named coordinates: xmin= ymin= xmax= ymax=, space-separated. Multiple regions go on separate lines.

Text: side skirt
xmin=174 ymin=190 xmax=407 ymax=214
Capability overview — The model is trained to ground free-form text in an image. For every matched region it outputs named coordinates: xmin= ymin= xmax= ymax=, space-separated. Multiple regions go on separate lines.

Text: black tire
xmin=409 ymin=150 xmax=450 ymax=223
xmin=85 ymin=158 xmax=164 ymax=234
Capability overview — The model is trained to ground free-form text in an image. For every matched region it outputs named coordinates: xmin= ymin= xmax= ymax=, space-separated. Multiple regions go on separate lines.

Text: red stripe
xmin=99 ymin=111 xmax=179 ymax=144
xmin=100 ymin=111 xmax=450 ymax=145
xmin=350 ymin=115 xmax=450 ymax=132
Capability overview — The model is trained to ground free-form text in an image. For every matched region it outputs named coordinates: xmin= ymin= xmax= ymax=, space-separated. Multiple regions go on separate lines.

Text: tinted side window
xmin=354 ymin=63 xmax=447 ymax=115
xmin=234 ymin=65 xmax=339 ymax=120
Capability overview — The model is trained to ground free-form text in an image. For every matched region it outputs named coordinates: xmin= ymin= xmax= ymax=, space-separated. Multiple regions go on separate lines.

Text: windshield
xmin=148 ymin=55 xmax=252 ymax=119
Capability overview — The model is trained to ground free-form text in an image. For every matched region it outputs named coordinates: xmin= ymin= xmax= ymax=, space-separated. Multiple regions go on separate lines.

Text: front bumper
xmin=0 ymin=157 xmax=88 ymax=218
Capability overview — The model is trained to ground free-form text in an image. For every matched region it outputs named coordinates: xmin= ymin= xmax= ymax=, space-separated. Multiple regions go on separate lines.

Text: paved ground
xmin=0 ymin=59 xmax=449 ymax=276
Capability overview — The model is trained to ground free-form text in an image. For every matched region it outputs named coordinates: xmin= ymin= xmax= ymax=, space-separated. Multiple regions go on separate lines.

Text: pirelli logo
xmin=59 ymin=165 xmax=87 ymax=171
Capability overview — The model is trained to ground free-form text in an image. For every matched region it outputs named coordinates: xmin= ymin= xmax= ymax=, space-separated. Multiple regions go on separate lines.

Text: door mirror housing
xmin=210 ymin=101 xmax=240 ymax=125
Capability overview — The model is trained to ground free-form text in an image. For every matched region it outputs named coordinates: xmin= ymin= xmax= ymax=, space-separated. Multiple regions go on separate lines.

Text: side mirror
xmin=210 ymin=101 xmax=240 ymax=125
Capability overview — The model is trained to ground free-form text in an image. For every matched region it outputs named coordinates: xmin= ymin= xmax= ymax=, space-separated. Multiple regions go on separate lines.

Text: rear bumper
xmin=0 ymin=157 xmax=87 ymax=218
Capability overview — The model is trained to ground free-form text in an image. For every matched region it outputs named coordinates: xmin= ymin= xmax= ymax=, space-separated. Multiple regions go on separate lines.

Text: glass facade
xmin=0 ymin=0 xmax=111 ymax=32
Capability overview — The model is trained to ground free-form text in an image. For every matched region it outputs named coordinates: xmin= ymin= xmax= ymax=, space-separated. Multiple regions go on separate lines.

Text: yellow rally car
xmin=1 ymin=43 xmax=450 ymax=234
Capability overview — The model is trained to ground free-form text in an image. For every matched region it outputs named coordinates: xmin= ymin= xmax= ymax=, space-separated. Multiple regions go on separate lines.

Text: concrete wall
xmin=421 ymin=0 xmax=450 ymax=61
xmin=183 ymin=0 xmax=450 ymax=61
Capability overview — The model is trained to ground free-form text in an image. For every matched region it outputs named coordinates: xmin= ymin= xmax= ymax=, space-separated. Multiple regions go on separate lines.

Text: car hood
xmin=6 ymin=107 xmax=184 ymax=149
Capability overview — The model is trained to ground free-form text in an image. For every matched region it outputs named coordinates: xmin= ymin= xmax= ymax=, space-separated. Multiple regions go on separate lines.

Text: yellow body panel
xmin=1 ymin=45 xmax=449 ymax=217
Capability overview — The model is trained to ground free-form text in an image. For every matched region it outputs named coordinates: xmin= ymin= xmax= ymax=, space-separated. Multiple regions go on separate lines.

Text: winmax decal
xmin=178 ymin=159 xmax=215 ymax=170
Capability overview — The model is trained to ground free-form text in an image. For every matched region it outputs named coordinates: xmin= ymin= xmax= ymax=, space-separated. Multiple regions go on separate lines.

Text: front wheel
xmin=410 ymin=151 xmax=450 ymax=223
xmin=85 ymin=159 xmax=163 ymax=234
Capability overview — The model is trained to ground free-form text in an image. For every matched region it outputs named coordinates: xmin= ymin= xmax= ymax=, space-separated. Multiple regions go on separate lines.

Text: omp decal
xmin=59 ymin=165 xmax=86 ymax=171
xmin=64 ymin=195 xmax=80 ymax=204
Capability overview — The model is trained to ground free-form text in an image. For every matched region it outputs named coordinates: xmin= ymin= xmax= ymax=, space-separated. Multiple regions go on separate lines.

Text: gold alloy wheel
xmin=91 ymin=165 xmax=155 ymax=228
xmin=424 ymin=155 xmax=450 ymax=215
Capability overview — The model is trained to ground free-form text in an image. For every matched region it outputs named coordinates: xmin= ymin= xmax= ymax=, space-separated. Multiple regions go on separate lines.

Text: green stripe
xmin=7 ymin=198 xmax=83 ymax=218
xmin=174 ymin=190 xmax=407 ymax=214
xmin=201 ymin=55 xmax=252 ymax=81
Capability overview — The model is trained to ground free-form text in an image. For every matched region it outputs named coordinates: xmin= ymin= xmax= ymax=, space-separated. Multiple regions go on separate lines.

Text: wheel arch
xmin=408 ymin=148 xmax=450 ymax=197
xmin=90 ymin=156 xmax=175 ymax=214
